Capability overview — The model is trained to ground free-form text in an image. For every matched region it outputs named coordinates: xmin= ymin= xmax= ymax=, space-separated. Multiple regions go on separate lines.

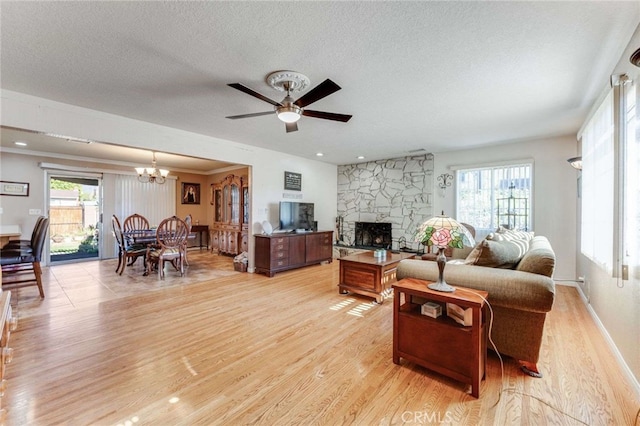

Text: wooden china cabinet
xmin=210 ymin=174 xmax=249 ymax=255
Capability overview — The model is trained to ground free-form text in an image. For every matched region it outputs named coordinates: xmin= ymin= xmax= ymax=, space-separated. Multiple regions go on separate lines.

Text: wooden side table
xmin=190 ymin=225 xmax=209 ymax=249
xmin=338 ymin=251 xmax=416 ymax=303
xmin=392 ymin=278 xmax=488 ymax=398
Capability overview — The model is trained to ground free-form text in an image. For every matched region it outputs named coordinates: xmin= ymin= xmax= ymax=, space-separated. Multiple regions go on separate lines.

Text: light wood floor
xmin=3 ymin=251 xmax=640 ymax=425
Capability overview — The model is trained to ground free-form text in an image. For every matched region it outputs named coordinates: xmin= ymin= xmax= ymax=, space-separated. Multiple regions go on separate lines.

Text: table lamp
xmin=415 ymin=212 xmax=475 ymax=292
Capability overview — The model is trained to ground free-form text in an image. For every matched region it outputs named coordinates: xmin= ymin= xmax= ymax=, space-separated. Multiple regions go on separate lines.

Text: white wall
xmin=0 ymin=152 xmax=48 ymax=235
xmin=0 ymin=90 xmax=338 ymax=271
xmin=432 ymin=136 xmax=578 ymax=280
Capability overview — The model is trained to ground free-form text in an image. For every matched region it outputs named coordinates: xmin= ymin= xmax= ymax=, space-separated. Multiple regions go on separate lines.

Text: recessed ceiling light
xmin=357 ymin=155 xmax=365 ymax=159
xmin=316 ymin=152 xmax=324 ymax=157
xmin=14 ymin=141 xmax=27 ymax=146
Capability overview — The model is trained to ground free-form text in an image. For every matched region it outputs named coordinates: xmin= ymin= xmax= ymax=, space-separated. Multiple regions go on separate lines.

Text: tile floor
xmin=4 ymin=249 xmax=238 ymax=319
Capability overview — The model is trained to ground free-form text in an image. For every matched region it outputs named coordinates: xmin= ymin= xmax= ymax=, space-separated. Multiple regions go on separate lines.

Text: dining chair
xmin=123 ymin=213 xmax=150 ymax=244
xmin=2 ymin=216 xmax=45 ymax=250
xmin=145 ymin=216 xmax=188 ymax=280
xmin=123 ymin=213 xmax=150 ymax=233
xmin=183 ymin=214 xmax=192 ymax=266
xmin=112 ymin=215 xmax=148 ymax=275
xmin=0 ymin=216 xmax=50 ymax=298
xmin=2 ymin=216 xmax=47 ymax=253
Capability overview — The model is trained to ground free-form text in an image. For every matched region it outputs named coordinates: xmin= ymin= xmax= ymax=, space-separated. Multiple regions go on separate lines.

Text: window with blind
xmin=456 ymin=163 xmax=532 ymax=240
xmin=581 ymin=89 xmax=614 ymax=274
xmin=114 ymin=175 xmax=176 ymax=227
xmin=623 ymin=78 xmax=638 ymax=282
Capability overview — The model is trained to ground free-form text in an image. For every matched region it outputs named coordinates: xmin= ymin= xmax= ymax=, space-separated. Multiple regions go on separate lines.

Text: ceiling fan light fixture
xmin=227 ymin=72 xmax=350 ymax=132
xmin=276 ymin=105 xmax=302 ymax=123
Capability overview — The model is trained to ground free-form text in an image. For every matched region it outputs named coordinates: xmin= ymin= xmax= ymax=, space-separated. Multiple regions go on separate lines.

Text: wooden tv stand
xmin=254 ymin=231 xmax=333 ymax=277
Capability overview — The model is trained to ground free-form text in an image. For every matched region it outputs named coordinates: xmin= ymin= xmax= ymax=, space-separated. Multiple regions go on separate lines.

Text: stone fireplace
xmin=354 ymin=222 xmax=392 ymax=248
xmin=337 ymin=153 xmax=434 ymax=252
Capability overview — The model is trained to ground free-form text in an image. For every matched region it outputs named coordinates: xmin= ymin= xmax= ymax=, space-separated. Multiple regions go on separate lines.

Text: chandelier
xmin=135 ymin=152 xmax=169 ymax=184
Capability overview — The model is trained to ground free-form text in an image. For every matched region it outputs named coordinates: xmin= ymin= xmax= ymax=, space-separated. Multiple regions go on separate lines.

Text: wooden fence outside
xmin=50 ymin=206 xmax=84 ymax=237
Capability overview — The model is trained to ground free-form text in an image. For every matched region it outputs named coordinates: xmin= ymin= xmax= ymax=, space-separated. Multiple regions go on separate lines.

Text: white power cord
xmin=462 ymin=288 xmax=591 ymax=425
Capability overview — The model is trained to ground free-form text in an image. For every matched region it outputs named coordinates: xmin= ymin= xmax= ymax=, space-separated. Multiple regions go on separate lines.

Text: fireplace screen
xmin=354 ymin=222 xmax=392 ymax=248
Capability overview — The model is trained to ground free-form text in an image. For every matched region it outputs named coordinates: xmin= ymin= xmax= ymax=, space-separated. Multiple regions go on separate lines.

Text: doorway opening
xmin=48 ymin=174 xmax=102 ymax=263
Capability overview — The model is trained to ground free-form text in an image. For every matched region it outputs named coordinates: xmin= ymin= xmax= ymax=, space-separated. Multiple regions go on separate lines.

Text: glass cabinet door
xmin=222 ymin=185 xmax=230 ymax=223
xmin=230 ymin=184 xmax=240 ymax=224
xmin=243 ymin=186 xmax=249 ymax=225
xmin=214 ymin=189 xmax=222 ymax=222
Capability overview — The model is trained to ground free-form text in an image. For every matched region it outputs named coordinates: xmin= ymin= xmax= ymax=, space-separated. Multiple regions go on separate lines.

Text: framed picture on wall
xmin=181 ymin=182 xmax=200 ymax=205
xmin=0 ymin=181 xmax=29 ymax=196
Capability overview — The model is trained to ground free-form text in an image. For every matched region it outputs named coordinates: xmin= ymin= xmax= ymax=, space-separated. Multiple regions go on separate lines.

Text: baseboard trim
xmin=554 ymin=281 xmax=576 ymax=287
xmin=574 ymin=285 xmax=640 ymax=401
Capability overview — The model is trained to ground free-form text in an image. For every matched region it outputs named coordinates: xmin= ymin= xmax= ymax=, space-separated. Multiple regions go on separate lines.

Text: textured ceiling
xmin=1 ymin=1 xmax=639 ymax=167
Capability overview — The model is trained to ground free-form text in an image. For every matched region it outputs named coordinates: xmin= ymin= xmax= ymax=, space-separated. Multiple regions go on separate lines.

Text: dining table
xmin=123 ymin=229 xmax=197 ymax=275
xmin=124 ymin=229 xmax=197 ymax=245
xmin=0 ymin=225 xmax=22 ymax=248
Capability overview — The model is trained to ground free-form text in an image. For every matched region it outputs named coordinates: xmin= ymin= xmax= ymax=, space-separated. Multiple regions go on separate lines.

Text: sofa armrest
xmin=396 ymin=259 xmax=555 ymax=313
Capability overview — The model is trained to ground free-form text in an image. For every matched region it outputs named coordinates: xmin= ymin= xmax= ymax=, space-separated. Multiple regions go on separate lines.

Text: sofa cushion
xmin=515 ymin=236 xmax=556 ymax=277
xmin=464 ymin=238 xmax=529 ymax=268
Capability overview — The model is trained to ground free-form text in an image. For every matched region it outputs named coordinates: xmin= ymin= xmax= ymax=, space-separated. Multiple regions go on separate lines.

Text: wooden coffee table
xmin=338 ymin=251 xmax=416 ymax=303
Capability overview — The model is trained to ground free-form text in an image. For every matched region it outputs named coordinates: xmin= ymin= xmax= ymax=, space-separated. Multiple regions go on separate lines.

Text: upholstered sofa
xmin=396 ymin=232 xmax=556 ymax=376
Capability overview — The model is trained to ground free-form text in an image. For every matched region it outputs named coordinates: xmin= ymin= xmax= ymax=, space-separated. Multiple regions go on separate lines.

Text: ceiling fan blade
xmin=302 ymin=110 xmax=352 ymax=122
xmin=228 ymin=83 xmax=282 ymax=107
xmin=226 ymin=111 xmax=275 ymax=120
xmin=285 ymin=122 xmax=298 ymax=133
xmin=294 ymin=79 xmax=341 ymax=108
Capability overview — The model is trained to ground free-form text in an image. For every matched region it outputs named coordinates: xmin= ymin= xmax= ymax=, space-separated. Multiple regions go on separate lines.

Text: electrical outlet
xmin=29 ymin=209 xmax=42 ymax=215
xmin=0 ymin=207 xmax=3 ymax=214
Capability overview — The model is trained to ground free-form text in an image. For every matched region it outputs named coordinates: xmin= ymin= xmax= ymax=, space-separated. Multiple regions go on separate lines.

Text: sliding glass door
xmin=47 ymin=172 xmax=102 ymax=263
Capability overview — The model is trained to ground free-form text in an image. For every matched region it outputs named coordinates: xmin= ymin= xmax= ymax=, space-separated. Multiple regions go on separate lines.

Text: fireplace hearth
xmin=354 ymin=222 xmax=392 ymax=249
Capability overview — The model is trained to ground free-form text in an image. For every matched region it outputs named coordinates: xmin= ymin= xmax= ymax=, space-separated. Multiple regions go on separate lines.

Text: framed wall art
xmin=181 ymin=182 xmax=200 ymax=205
xmin=0 ymin=181 xmax=29 ymax=196
xmin=284 ymin=171 xmax=302 ymax=191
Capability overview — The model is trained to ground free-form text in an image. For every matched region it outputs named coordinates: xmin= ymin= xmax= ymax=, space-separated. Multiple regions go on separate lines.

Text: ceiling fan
xmin=226 ymin=71 xmax=352 ymax=133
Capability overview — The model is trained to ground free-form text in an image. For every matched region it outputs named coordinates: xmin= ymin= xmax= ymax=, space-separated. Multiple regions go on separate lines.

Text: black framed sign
xmin=284 ymin=171 xmax=302 ymax=191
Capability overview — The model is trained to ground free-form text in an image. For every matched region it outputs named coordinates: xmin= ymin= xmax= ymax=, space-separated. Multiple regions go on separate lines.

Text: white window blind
xmin=624 ymin=79 xmax=639 ymax=279
xmin=581 ymin=89 xmax=614 ymax=273
xmin=114 ymin=175 xmax=176 ymax=227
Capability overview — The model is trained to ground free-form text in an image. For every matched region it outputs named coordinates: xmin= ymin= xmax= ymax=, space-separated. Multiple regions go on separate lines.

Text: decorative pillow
xmin=490 ymin=227 xmax=534 ymax=241
xmin=464 ymin=238 xmax=529 ymax=268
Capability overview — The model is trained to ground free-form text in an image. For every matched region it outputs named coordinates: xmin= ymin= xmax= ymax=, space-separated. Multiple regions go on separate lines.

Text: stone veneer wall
xmin=336 ymin=154 xmax=434 ymax=252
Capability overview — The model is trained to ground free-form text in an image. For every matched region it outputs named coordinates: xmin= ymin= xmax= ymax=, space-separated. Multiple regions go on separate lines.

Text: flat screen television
xmin=279 ymin=201 xmax=315 ymax=230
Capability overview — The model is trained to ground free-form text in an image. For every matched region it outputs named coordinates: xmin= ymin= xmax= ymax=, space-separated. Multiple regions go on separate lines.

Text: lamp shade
xmin=415 ymin=213 xmax=475 ymax=249
xmin=414 ymin=213 xmax=475 ymax=293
